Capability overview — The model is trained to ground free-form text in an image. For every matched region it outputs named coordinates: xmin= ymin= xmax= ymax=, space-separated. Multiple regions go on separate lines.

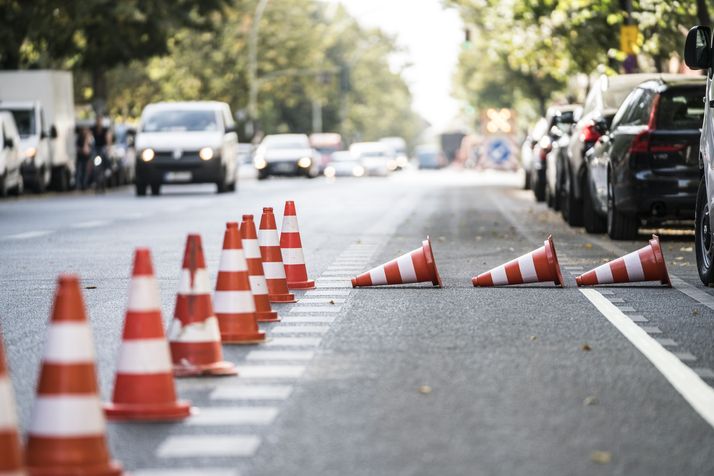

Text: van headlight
xmin=353 ymin=165 xmax=365 ymax=177
xmin=141 ymin=148 xmax=155 ymax=162
xmin=387 ymin=159 xmax=398 ymax=171
xmin=324 ymin=166 xmax=336 ymax=178
xmin=254 ymin=157 xmax=267 ymax=170
xmin=297 ymin=157 xmax=312 ymax=168
xmin=199 ymin=147 xmax=214 ymax=161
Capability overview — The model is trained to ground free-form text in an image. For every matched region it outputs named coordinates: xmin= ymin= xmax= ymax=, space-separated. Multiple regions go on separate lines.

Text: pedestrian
xmin=76 ymin=127 xmax=93 ymax=190
xmin=90 ymin=116 xmax=112 ymax=191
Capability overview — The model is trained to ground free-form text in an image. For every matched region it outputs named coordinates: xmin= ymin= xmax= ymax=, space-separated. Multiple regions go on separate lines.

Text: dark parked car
xmin=584 ymin=76 xmax=705 ymax=239
xmin=545 ymin=106 xmax=582 ymax=210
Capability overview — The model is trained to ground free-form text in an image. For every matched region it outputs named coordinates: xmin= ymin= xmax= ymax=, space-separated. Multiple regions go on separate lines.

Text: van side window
xmin=610 ymin=89 xmax=639 ymax=130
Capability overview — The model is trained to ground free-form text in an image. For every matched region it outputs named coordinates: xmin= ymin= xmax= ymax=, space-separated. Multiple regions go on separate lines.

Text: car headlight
xmin=254 ymin=157 xmax=267 ymax=170
xmin=387 ymin=160 xmax=397 ymax=171
xmin=199 ymin=147 xmax=214 ymax=161
xmin=324 ymin=166 xmax=336 ymax=178
xmin=353 ymin=165 xmax=365 ymax=177
xmin=141 ymin=148 xmax=155 ymax=162
xmin=397 ymin=156 xmax=408 ymax=167
xmin=297 ymin=157 xmax=312 ymax=168
xmin=24 ymin=147 xmax=37 ymax=159
xmin=93 ymin=155 xmax=102 ymax=166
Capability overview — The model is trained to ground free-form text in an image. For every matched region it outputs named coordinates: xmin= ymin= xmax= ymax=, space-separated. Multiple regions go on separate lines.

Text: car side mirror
xmin=4 ymin=138 xmax=13 ymax=149
xmin=49 ymin=125 xmax=58 ymax=139
xmin=684 ymin=25 xmax=712 ymax=70
xmin=225 ymin=124 xmax=237 ymax=134
xmin=594 ymin=118 xmax=608 ymax=134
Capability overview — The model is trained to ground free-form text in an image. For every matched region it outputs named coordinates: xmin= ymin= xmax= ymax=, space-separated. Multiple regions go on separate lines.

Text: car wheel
xmin=33 ymin=165 xmax=46 ymax=193
xmin=545 ymin=183 xmax=555 ymax=209
xmin=257 ymin=171 xmax=269 ymax=181
xmin=150 ymin=183 xmax=161 ymax=196
xmin=607 ymin=178 xmax=637 ymax=240
xmin=583 ymin=171 xmax=606 ymax=233
xmin=523 ymin=169 xmax=531 ymax=190
xmin=533 ymin=169 xmax=546 ymax=202
xmin=0 ymin=173 xmax=7 ymax=198
xmin=135 ymin=182 xmax=147 ymax=196
xmin=695 ymin=176 xmax=714 ymax=285
xmin=560 ymin=167 xmax=583 ymax=226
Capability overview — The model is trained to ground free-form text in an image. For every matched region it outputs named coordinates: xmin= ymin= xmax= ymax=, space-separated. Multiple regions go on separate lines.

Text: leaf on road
xmin=692 ymin=308 xmax=700 ymax=317
xmin=529 ymin=335 xmax=537 ymax=341
xmin=590 ymin=451 xmax=612 ymax=464
xmin=681 ymin=246 xmax=693 ymax=252
xmin=675 ymin=256 xmax=684 ymax=260
xmin=329 ymin=299 xmax=335 ymax=305
xmin=438 ymin=236 xmax=446 ymax=242
xmin=418 ymin=385 xmax=432 ymax=395
xmin=583 ymin=396 xmax=598 ymax=406
xmin=85 ymin=285 xmax=97 ymax=289
xmin=583 ymin=243 xmax=593 ymax=249
xmin=580 ymin=343 xmax=592 ymax=352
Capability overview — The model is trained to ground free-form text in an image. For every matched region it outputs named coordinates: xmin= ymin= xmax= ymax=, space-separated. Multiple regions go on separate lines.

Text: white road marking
xmin=211 ymin=385 xmax=293 ymax=400
xmin=656 ymin=338 xmax=678 ymax=346
xmin=316 ymin=281 xmax=351 ymax=288
xmin=321 ymin=271 xmax=357 ymax=276
xmin=669 ymin=275 xmax=714 ymax=313
xmin=296 ymin=298 xmax=346 ymax=304
xmin=234 ymin=365 xmax=306 ymax=378
xmin=581 ymin=288 xmax=714 ymax=429
xmin=598 ymin=290 xmax=614 ymax=295
xmin=71 ymin=220 xmax=110 ymax=229
xmin=305 ymin=290 xmax=351 ymax=296
xmin=281 ymin=316 xmax=336 ymax=324
xmin=617 ymin=306 xmax=636 ymax=312
xmin=629 ymin=314 xmax=648 ymax=322
xmin=640 ymin=326 xmax=662 ymax=334
xmin=3 ymin=230 xmax=52 ymax=240
xmin=246 ymin=350 xmax=315 ymax=361
xmin=608 ymin=298 xmax=625 ymax=303
xmin=271 ymin=326 xmax=329 ymax=334
xmin=264 ymin=337 xmax=322 ymax=347
xmin=327 ymin=265 xmax=363 ymax=271
xmin=694 ymin=368 xmax=714 ymax=379
xmin=157 ymin=435 xmax=260 ymax=458
xmin=133 ymin=469 xmax=238 ymax=476
xmin=314 ymin=276 xmax=354 ymax=281
xmin=674 ymin=352 xmax=697 ymax=362
xmin=188 ymin=407 xmax=279 ymax=426
xmin=290 ymin=306 xmax=342 ymax=313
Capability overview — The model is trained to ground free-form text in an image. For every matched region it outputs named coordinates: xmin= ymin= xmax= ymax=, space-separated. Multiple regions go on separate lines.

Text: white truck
xmin=0 ymin=70 xmax=76 ymax=192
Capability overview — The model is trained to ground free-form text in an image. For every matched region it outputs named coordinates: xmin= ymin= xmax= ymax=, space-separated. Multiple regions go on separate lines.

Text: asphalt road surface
xmin=1 ymin=169 xmax=714 ymax=475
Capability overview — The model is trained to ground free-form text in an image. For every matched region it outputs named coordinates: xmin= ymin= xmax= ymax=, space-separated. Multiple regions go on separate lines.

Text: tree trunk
xmin=697 ymin=0 xmax=711 ymax=26
xmin=91 ymin=68 xmax=107 ymax=116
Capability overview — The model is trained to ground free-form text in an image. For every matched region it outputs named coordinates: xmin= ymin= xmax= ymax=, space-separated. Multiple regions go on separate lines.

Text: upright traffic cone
xmin=215 ymin=222 xmax=266 ymax=343
xmin=0 ymin=327 xmax=24 ymax=475
xmin=26 ymin=275 xmax=122 ymax=475
xmin=259 ymin=207 xmax=296 ymax=302
xmin=104 ymin=248 xmax=191 ymax=421
xmin=575 ymin=234 xmax=671 ymax=287
xmin=280 ymin=200 xmax=315 ymax=289
xmin=472 ymin=235 xmax=564 ymax=287
xmin=352 ymin=237 xmax=442 ymax=287
xmin=240 ymin=215 xmax=279 ymax=322
xmin=167 ymin=234 xmax=238 ymax=377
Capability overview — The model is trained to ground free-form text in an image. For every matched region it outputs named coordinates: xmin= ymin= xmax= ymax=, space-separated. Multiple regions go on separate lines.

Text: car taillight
xmin=579 ymin=123 xmax=601 ymax=143
xmin=629 ymin=130 xmax=650 ymax=154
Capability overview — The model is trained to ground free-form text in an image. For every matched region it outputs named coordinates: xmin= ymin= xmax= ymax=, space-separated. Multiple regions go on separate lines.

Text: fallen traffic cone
xmin=168 ymin=234 xmax=238 ymax=377
xmin=104 ymin=248 xmax=191 ymax=421
xmin=26 ymin=275 xmax=122 ymax=475
xmin=241 ymin=215 xmax=280 ymax=322
xmin=576 ymin=234 xmax=671 ymax=287
xmin=259 ymin=207 xmax=296 ymax=303
xmin=472 ymin=235 xmax=564 ymax=287
xmin=215 ymin=222 xmax=266 ymax=343
xmin=0 ymin=326 xmax=24 ymax=475
xmin=280 ymin=200 xmax=315 ymax=289
xmin=352 ymin=237 xmax=442 ymax=287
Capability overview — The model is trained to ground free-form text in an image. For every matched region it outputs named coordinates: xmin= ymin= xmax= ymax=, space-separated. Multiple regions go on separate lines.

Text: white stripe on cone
xmin=281 ymin=248 xmax=306 ymax=265
xmin=281 ymin=216 xmax=300 ymax=233
xmin=595 ymin=263 xmax=614 ymax=283
xmin=262 ymin=262 xmax=287 ymax=279
xmin=44 ymin=323 xmax=95 ymax=362
xmin=213 ymin=291 xmax=255 ymax=313
xmin=0 ymin=377 xmax=18 ymax=429
xmin=623 ymin=252 xmax=645 ymax=281
xmin=116 ymin=340 xmax=173 ymax=374
xmin=248 ymin=276 xmax=269 ymax=295
xmin=218 ymin=250 xmax=248 ymax=272
xmin=517 ymin=254 xmax=538 ymax=282
xmin=257 ymin=230 xmax=280 ymax=247
xmin=491 ymin=265 xmax=508 ymax=285
xmin=29 ymin=395 xmax=106 ymax=436
xmin=178 ymin=269 xmax=212 ymax=294
xmin=369 ymin=267 xmax=387 ymax=285
xmin=396 ymin=255 xmax=417 ymax=282
xmin=167 ymin=317 xmax=222 ymax=343
xmin=127 ymin=276 xmax=161 ymax=311
xmin=242 ymin=239 xmax=261 ymax=259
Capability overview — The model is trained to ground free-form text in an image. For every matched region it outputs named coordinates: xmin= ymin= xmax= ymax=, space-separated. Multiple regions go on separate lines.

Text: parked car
xmin=349 ymin=142 xmax=395 ymax=176
xmin=0 ymin=112 xmax=23 ymax=196
xmin=520 ymin=130 xmax=537 ymax=189
xmin=253 ymin=134 xmax=319 ymax=179
xmin=135 ymin=101 xmax=238 ymax=196
xmin=683 ymin=26 xmax=714 ymax=283
xmin=323 ymin=151 xmax=365 ymax=177
xmin=530 ymin=105 xmax=579 ymax=202
xmin=415 ymin=144 xmax=444 ymax=169
xmin=562 ymin=73 xmax=662 ymax=225
xmin=584 ymin=75 xmax=705 ymax=239
xmin=544 ymin=107 xmax=581 ymax=210
xmin=310 ymin=132 xmax=342 ymax=173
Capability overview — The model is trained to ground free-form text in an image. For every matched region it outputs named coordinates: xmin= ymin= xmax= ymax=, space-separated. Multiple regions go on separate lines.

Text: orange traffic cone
xmin=104 ymin=248 xmax=191 ymax=421
xmin=280 ymin=200 xmax=315 ymax=289
xmin=215 ymin=222 xmax=266 ymax=343
xmin=352 ymin=237 xmax=442 ymax=287
xmin=472 ymin=235 xmax=564 ymax=287
xmin=259 ymin=207 xmax=296 ymax=302
xmin=168 ymin=234 xmax=238 ymax=377
xmin=240 ymin=215 xmax=279 ymax=322
xmin=0 ymin=327 xmax=24 ymax=475
xmin=576 ymin=234 xmax=671 ymax=287
xmin=26 ymin=275 xmax=122 ymax=475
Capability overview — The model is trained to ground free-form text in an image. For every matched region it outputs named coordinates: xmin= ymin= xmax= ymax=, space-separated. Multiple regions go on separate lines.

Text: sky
xmin=326 ymin=0 xmax=464 ymax=133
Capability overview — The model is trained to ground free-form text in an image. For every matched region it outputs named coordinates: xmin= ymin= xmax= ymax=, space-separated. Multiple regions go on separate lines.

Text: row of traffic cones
xmin=351 ymin=234 xmax=671 ymax=288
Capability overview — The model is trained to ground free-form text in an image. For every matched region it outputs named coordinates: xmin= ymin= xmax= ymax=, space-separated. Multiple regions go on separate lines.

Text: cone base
xmin=423 ymin=237 xmax=443 ymax=287
xmin=104 ymin=400 xmax=192 ymax=421
xmin=269 ymin=293 xmax=297 ymax=303
xmin=351 ymin=278 xmax=357 ymax=288
xmin=256 ymin=310 xmax=280 ymax=322
xmin=287 ymin=279 xmax=315 ymax=290
xmin=544 ymin=235 xmax=564 ymax=287
xmin=173 ymin=361 xmax=237 ymax=378
xmin=26 ymin=460 xmax=122 ymax=476
xmin=221 ymin=331 xmax=266 ymax=344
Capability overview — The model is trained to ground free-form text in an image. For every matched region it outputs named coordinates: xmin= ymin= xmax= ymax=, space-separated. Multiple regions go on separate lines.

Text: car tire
xmin=257 ymin=171 xmax=269 ymax=181
xmin=607 ymin=178 xmax=637 ymax=240
xmin=150 ymin=183 xmax=161 ymax=196
xmin=51 ymin=166 xmax=69 ymax=192
xmin=560 ymin=167 xmax=583 ymax=226
xmin=33 ymin=165 xmax=46 ymax=194
xmin=695 ymin=176 xmax=714 ymax=285
xmin=533 ymin=170 xmax=546 ymax=202
xmin=523 ymin=170 xmax=531 ymax=190
xmin=0 ymin=173 xmax=7 ymax=198
xmin=135 ymin=182 xmax=147 ymax=196
xmin=583 ymin=171 xmax=606 ymax=233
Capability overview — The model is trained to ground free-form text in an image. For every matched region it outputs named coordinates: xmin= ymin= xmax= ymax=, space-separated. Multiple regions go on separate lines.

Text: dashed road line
xmin=188 ymin=407 xmax=279 ymax=426
xmin=246 ymin=350 xmax=315 ymax=361
xmin=264 ymin=337 xmax=322 ymax=347
xmin=3 ymin=230 xmax=53 ymax=240
xmin=281 ymin=315 xmax=336 ymax=323
xmin=234 ymin=365 xmax=306 ymax=378
xmin=134 ymin=469 xmax=238 ymax=476
xmin=290 ymin=306 xmax=342 ymax=313
xmin=71 ymin=220 xmax=111 ymax=229
xmin=157 ymin=435 xmax=261 ymax=458
xmin=305 ymin=289 xmax=351 ymax=296
xmin=296 ymin=298 xmax=346 ymax=304
xmin=315 ymin=281 xmax=351 ymax=288
xmin=271 ymin=326 xmax=330 ymax=334
xmin=210 ymin=385 xmax=294 ymax=401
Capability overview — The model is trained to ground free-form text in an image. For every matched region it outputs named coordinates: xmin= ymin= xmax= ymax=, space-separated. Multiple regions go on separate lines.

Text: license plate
xmin=273 ymin=163 xmax=295 ymax=173
xmin=164 ymin=171 xmax=192 ymax=182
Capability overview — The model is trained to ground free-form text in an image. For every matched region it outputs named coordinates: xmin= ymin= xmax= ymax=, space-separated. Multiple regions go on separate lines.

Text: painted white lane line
xmin=246 ymin=350 xmax=315 ymax=361
xmin=3 ymin=230 xmax=53 ymax=240
xmin=211 ymin=385 xmax=293 ymax=400
xmin=617 ymin=306 xmax=636 ymax=312
xmin=694 ymin=368 xmax=714 ymax=379
xmin=608 ymin=298 xmax=625 ymax=303
xmin=281 ymin=316 xmax=336 ymax=324
xmin=321 ymin=271 xmax=357 ymax=276
xmin=157 ymin=435 xmax=260 ymax=458
xmin=316 ymin=281 xmax=351 ymax=288
xmin=315 ymin=276 xmax=355 ymax=281
xmin=629 ymin=314 xmax=648 ymax=322
xmin=656 ymin=338 xmax=678 ymax=346
xmin=271 ymin=326 xmax=329 ymax=334
xmin=133 ymin=469 xmax=238 ymax=476
xmin=598 ymin=290 xmax=614 ymax=295
xmin=234 ymin=365 xmax=306 ymax=378
xmin=581 ymin=289 xmax=714 ymax=428
xmin=290 ymin=306 xmax=342 ymax=313
xmin=188 ymin=407 xmax=279 ymax=426
xmin=305 ymin=289 xmax=351 ymax=296
xmin=327 ymin=265 xmax=363 ymax=270
xmin=670 ymin=275 xmax=714 ymax=313
xmin=296 ymin=298 xmax=346 ymax=304
xmin=264 ymin=337 xmax=322 ymax=347
xmin=674 ymin=352 xmax=697 ymax=362
xmin=71 ymin=220 xmax=110 ymax=229
xmin=640 ymin=326 xmax=662 ymax=334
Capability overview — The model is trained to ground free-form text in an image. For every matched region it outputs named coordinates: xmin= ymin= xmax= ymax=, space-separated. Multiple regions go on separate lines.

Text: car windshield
xmin=142 ymin=110 xmax=218 ymax=132
xmin=603 ymin=86 xmax=635 ymax=111
xmin=2 ymin=109 xmax=35 ymax=137
xmin=657 ymin=87 xmax=705 ymax=130
xmin=265 ymin=138 xmax=309 ymax=149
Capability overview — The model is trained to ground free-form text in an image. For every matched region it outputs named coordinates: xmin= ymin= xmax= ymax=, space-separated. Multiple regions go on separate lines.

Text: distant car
xmin=254 ymin=134 xmax=319 ymax=179
xmin=310 ymin=132 xmax=342 ymax=172
xmin=135 ymin=101 xmax=239 ymax=196
xmin=349 ymin=142 xmax=395 ymax=176
xmin=584 ymin=76 xmax=705 ymax=239
xmin=415 ymin=144 xmax=443 ymax=169
xmin=520 ymin=131 xmax=537 ymax=189
xmin=111 ymin=123 xmax=136 ymax=185
xmin=0 ymin=112 xmax=23 ymax=196
xmin=323 ymin=151 xmax=365 ymax=177
xmin=379 ymin=136 xmax=409 ymax=169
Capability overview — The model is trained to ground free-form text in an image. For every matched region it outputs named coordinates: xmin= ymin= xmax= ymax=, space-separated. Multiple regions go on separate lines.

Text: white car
xmin=135 ymin=101 xmax=239 ymax=196
xmin=253 ymin=134 xmax=320 ymax=179
xmin=324 ymin=151 xmax=365 ymax=178
xmin=379 ymin=136 xmax=409 ymax=169
xmin=349 ymin=142 xmax=396 ymax=176
xmin=0 ymin=112 xmax=22 ymax=196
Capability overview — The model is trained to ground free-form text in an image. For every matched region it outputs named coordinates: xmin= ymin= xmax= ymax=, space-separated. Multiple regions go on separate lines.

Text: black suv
xmin=583 ymin=76 xmax=705 ymax=239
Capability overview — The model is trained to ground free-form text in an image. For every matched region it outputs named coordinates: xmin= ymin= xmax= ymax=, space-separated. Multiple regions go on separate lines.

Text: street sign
xmin=620 ymin=25 xmax=638 ymax=54
xmin=486 ymin=138 xmax=511 ymax=165
xmin=485 ymin=108 xmax=513 ymax=134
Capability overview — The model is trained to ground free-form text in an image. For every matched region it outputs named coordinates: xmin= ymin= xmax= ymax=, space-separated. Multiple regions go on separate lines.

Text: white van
xmin=0 ymin=112 xmax=22 ymax=196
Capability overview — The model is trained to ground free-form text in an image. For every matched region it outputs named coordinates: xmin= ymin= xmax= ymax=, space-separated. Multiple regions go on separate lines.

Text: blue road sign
xmin=486 ymin=138 xmax=511 ymax=164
